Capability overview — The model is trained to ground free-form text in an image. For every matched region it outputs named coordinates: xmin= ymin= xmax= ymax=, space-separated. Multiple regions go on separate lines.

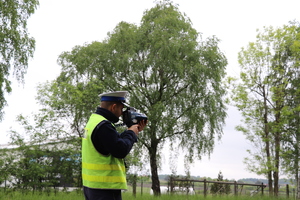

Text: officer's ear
xmin=110 ymin=103 xmax=117 ymax=112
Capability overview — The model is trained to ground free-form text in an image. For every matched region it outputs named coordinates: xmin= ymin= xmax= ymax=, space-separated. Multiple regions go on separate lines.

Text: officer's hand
xmin=137 ymin=120 xmax=147 ymax=132
xmin=128 ymin=124 xmax=140 ymax=135
xmin=128 ymin=120 xmax=147 ymax=135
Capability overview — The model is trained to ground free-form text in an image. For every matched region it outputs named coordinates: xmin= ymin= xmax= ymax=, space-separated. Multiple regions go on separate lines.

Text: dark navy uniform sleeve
xmin=91 ymin=121 xmax=138 ymax=159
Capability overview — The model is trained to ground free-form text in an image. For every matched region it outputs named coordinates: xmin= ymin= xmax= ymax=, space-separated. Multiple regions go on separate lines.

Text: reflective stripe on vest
xmin=82 ymin=114 xmax=127 ymax=189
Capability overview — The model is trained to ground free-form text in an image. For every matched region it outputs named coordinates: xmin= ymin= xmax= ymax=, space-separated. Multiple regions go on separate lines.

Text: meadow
xmin=0 ymin=192 xmax=291 ymax=200
xmin=0 ymin=189 xmax=291 ymax=200
xmin=0 ymin=183 xmax=293 ymax=200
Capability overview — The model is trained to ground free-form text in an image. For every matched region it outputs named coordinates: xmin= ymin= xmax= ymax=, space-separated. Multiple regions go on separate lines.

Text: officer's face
xmin=112 ymin=102 xmax=124 ymax=118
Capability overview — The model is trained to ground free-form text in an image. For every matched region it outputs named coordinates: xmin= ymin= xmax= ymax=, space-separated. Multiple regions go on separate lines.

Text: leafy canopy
xmin=51 ymin=0 xmax=228 ymax=163
xmin=35 ymin=1 xmax=228 ymax=194
xmin=0 ymin=0 xmax=39 ymax=120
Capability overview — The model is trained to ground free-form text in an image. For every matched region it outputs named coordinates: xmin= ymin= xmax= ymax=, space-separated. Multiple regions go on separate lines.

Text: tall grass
xmin=0 ymin=191 xmax=84 ymax=200
xmin=122 ymin=193 xmax=290 ymax=200
xmin=0 ymin=190 xmax=290 ymax=200
xmin=0 ymin=187 xmax=293 ymax=200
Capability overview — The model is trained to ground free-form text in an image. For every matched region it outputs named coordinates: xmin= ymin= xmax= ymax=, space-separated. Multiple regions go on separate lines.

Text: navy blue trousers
xmin=83 ymin=187 xmax=122 ymax=200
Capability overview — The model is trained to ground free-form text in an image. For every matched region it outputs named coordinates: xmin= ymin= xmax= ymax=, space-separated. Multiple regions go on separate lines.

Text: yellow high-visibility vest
xmin=82 ymin=114 xmax=127 ymax=189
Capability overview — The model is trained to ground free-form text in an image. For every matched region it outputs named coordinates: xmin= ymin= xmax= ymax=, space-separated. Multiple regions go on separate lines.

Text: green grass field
xmin=0 ymin=185 xmax=292 ymax=200
xmin=0 ymin=191 xmax=291 ymax=200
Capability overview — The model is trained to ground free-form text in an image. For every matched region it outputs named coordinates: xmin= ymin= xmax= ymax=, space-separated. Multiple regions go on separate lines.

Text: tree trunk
xmin=273 ymin=103 xmax=282 ymax=197
xmin=296 ymin=173 xmax=300 ymax=200
xmin=264 ymin=127 xmax=273 ymax=195
xmin=273 ymin=131 xmax=280 ymax=197
xmin=263 ymin=89 xmax=273 ymax=196
xmin=273 ymin=171 xmax=279 ymax=196
xmin=267 ymin=171 xmax=273 ymax=196
xmin=149 ymin=141 xmax=161 ymax=196
xmin=296 ymin=116 xmax=300 ymax=200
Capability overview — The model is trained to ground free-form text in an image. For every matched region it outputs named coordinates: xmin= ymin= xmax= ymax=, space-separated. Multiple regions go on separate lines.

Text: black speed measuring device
xmin=119 ymin=106 xmax=147 ymax=127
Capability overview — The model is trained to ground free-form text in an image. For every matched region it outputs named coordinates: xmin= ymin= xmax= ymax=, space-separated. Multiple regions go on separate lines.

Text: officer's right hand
xmin=128 ymin=124 xmax=140 ymax=135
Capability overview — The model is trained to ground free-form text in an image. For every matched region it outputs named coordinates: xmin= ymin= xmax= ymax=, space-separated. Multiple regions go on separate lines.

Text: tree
xmin=37 ymin=0 xmax=227 ymax=195
xmin=210 ymin=171 xmax=231 ymax=195
xmin=280 ymin=30 xmax=300 ymax=198
xmin=0 ymin=148 xmax=15 ymax=192
xmin=4 ymin=113 xmax=81 ymax=192
xmin=229 ymin=21 xmax=300 ymax=196
xmin=0 ymin=0 xmax=39 ymax=120
xmin=36 ymin=77 xmax=104 ymax=138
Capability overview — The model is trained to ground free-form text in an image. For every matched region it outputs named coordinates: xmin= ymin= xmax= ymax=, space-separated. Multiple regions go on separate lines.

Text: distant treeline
xmin=157 ymin=174 xmax=294 ymax=185
xmin=237 ymin=178 xmax=293 ymax=185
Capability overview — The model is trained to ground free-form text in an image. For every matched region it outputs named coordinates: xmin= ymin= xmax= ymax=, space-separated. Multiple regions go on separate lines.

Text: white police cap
xmin=99 ymin=91 xmax=128 ymax=102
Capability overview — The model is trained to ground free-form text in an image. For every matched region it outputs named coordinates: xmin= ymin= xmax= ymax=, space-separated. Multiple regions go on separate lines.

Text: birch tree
xmin=229 ymin=21 xmax=300 ymax=196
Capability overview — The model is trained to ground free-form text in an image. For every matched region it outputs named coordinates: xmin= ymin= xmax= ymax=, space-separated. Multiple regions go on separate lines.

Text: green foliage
xmin=210 ymin=171 xmax=231 ymax=195
xmin=0 ymin=149 xmax=15 ymax=190
xmin=277 ymin=23 xmax=300 ymax=186
xmin=0 ymin=0 xmax=39 ymax=120
xmin=166 ymin=174 xmax=195 ymax=195
xmin=54 ymin=0 xmax=227 ymax=166
xmin=30 ymin=0 xmax=227 ymax=195
xmin=228 ymin=21 xmax=300 ymax=196
xmin=36 ymin=78 xmax=104 ymax=138
xmin=0 ymin=113 xmax=82 ymax=192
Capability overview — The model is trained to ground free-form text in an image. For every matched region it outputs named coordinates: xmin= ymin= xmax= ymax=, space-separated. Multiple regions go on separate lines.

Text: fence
xmin=169 ymin=177 xmax=297 ymax=198
xmin=169 ymin=177 xmax=268 ymax=197
xmin=129 ymin=175 xmax=296 ymax=198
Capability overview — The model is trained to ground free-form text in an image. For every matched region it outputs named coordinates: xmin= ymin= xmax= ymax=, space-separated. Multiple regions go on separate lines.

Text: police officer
xmin=82 ymin=91 xmax=147 ymax=200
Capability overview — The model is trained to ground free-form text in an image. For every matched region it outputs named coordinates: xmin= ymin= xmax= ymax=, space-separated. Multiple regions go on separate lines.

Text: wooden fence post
xmin=234 ymin=181 xmax=238 ymax=196
xmin=141 ymin=178 xmax=143 ymax=195
xmin=170 ymin=175 xmax=174 ymax=193
xmin=261 ymin=182 xmax=264 ymax=196
xmin=286 ymin=184 xmax=289 ymax=199
xmin=132 ymin=174 xmax=137 ymax=197
xmin=204 ymin=179 xmax=207 ymax=197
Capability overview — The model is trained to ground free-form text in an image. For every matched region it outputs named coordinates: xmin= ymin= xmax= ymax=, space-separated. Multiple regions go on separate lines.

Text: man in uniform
xmin=82 ymin=91 xmax=147 ymax=200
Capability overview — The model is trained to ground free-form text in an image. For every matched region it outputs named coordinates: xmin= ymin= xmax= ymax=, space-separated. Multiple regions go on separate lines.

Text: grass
xmin=0 ymin=191 xmax=84 ymax=200
xmin=0 ymin=186 xmax=292 ymax=200
xmin=0 ymin=191 xmax=291 ymax=200
xmin=122 ymin=193 xmax=291 ymax=200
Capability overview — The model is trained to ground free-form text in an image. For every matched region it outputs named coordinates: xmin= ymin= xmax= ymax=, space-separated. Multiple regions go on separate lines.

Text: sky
xmin=1 ymin=0 xmax=300 ymax=180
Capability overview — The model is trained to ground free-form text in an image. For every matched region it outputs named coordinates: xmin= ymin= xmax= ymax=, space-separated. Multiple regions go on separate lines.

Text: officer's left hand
xmin=137 ymin=120 xmax=147 ymax=132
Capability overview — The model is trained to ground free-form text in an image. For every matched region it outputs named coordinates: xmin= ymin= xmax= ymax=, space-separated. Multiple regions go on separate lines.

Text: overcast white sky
xmin=1 ymin=0 xmax=300 ymax=180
